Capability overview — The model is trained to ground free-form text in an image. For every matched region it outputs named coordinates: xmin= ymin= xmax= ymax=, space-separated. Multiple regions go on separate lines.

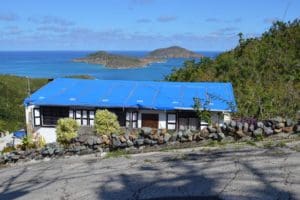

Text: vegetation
xmin=105 ymin=149 xmax=130 ymax=159
xmin=166 ymin=20 xmax=300 ymax=119
xmin=147 ymin=46 xmax=203 ymax=58
xmin=0 ymin=75 xmax=48 ymax=131
xmin=56 ymin=118 xmax=79 ymax=146
xmin=193 ymin=97 xmax=211 ymax=124
xmin=94 ymin=109 xmax=120 ymax=135
xmin=21 ymin=134 xmax=46 ymax=150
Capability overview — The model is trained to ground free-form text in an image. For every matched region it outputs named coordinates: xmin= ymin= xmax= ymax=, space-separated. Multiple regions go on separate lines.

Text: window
xmin=89 ymin=111 xmax=95 ymax=126
xmin=41 ymin=106 xmax=69 ymax=126
xmin=72 ymin=109 xmax=95 ymax=126
xmin=33 ymin=108 xmax=41 ymax=126
xmin=126 ymin=111 xmax=138 ymax=128
xmin=167 ymin=113 xmax=176 ymax=130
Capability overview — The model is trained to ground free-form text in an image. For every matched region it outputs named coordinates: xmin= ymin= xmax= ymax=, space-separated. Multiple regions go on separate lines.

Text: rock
xmin=163 ymin=133 xmax=171 ymax=143
xmin=129 ymin=133 xmax=137 ymax=141
xmin=282 ymin=126 xmax=293 ymax=133
xmin=170 ymin=134 xmax=177 ymax=142
xmin=274 ymin=128 xmax=282 ymax=134
xmin=200 ymin=128 xmax=210 ymax=138
xmin=126 ymin=140 xmax=134 ymax=147
xmin=135 ymin=139 xmax=144 ymax=146
xmin=253 ymin=128 xmax=263 ymax=136
xmin=243 ymin=122 xmax=249 ymax=132
xmin=177 ymin=131 xmax=183 ymax=139
xmin=183 ymin=129 xmax=193 ymax=138
xmin=257 ymin=122 xmax=264 ymax=128
xmin=235 ymin=130 xmax=246 ymax=138
xmin=276 ymin=122 xmax=285 ymax=129
xmin=237 ymin=122 xmax=243 ymax=130
xmin=208 ymin=133 xmax=218 ymax=140
xmin=294 ymin=125 xmax=300 ymax=133
xmin=208 ymin=126 xmax=217 ymax=133
xmin=188 ymin=135 xmax=193 ymax=142
xmin=150 ymin=133 xmax=159 ymax=141
xmin=141 ymin=127 xmax=152 ymax=136
xmin=194 ymin=133 xmax=204 ymax=141
xmin=249 ymin=124 xmax=255 ymax=132
xmin=180 ymin=137 xmax=188 ymax=142
xmin=150 ymin=140 xmax=158 ymax=145
xmin=41 ymin=149 xmax=49 ymax=157
xmin=158 ymin=136 xmax=164 ymax=144
xmin=286 ymin=119 xmax=293 ymax=127
xmin=144 ymin=138 xmax=152 ymax=145
xmin=94 ymin=137 xmax=102 ymax=145
xmin=263 ymin=127 xmax=273 ymax=136
xmin=102 ymin=135 xmax=110 ymax=145
xmin=124 ymin=132 xmax=130 ymax=140
xmin=230 ymin=120 xmax=237 ymax=128
xmin=111 ymin=134 xmax=117 ymax=138
xmin=217 ymin=132 xmax=226 ymax=140
xmin=86 ymin=137 xmax=94 ymax=146
xmin=78 ymin=135 xmax=88 ymax=143
xmin=112 ymin=138 xmax=121 ymax=148
xmin=119 ymin=135 xmax=126 ymax=143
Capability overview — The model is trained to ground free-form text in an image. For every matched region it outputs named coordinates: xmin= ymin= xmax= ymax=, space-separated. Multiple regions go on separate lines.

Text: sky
xmin=0 ymin=0 xmax=299 ymax=51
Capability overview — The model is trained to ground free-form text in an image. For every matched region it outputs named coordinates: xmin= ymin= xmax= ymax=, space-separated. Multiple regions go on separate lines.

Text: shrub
xmin=56 ymin=118 xmax=79 ymax=146
xmin=94 ymin=109 xmax=120 ymax=135
xmin=21 ymin=134 xmax=36 ymax=150
xmin=2 ymin=146 xmax=16 ymax=153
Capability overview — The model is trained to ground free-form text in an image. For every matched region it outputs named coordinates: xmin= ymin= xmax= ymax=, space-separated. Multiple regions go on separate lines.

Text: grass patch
xmin=275 ymin=141 xmax=287 ymax=148
xmin=204 ymin=140 xmax=226 ymax=147
xmin=167 ymin=154 xmax=188 ymax=162
xmin=263 ymin=141 xmax=274 ymax=148
xmin=105 ymin=149 xmax=131 ymax=159
xmin=246 ymin=140 xmax=257 ymax=146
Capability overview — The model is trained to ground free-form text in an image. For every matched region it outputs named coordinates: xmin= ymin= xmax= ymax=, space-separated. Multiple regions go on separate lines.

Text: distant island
xmin=73 ymin=46 xmax=203 ymax=68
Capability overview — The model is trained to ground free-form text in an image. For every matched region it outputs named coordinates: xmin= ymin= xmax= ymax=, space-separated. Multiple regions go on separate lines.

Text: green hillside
xmin=166 ymin=20 xmax=300 ymax=119
xmin=0 ymin=75 xmax=48 ymax=132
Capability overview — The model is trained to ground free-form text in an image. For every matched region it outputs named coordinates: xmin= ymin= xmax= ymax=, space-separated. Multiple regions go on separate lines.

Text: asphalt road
xmin=1 ymin=144 xmax=300 ymax=200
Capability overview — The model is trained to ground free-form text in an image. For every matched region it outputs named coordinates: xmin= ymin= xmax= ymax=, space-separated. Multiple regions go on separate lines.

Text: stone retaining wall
xmin=1 ymin=117 xmax=299 ymax=165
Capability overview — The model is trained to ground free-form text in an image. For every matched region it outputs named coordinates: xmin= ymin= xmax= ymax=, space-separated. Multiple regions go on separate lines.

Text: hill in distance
xmin=73 ymin=46 xmax=203 ymax=68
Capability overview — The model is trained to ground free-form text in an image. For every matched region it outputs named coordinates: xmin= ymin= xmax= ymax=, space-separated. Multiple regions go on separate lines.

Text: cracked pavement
xmin=1 ymin=145 xmax=300 ymax=200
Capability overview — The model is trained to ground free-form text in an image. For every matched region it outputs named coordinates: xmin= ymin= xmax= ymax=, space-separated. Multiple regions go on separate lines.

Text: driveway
xmin=0 ymin=144 xmax=300 ymax=200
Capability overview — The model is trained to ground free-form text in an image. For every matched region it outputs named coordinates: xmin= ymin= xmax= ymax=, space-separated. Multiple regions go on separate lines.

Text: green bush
xmin=94 ymin=109 xmax=120 ymax=135
xmin=21 ymin=134 xmax=36 ymax=150
xmin=56 ymin=118 xmax=79 ymax=146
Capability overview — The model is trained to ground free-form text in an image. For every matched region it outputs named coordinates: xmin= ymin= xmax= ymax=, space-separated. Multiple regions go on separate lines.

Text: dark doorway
xmin=142 ymin=114 xmax=159 ymax=129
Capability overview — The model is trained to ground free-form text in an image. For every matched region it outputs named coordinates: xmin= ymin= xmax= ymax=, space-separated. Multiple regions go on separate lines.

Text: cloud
xmin=0 ymin=13 xmax=18 ymax=21
xmin=2 ymin=26 xmax=22 ymax=35
xmin=136 ymin=18 xmax=151 ymax=23
xmin=28 ymin=15 xmax=75 ymax=26
xmin=210 ymin=27 xmax=239 ymax=36
xmin=206 ymin=17 xmax=242 ymax=23
xmin=263 ymin=17 xmax=280 ymax=24
xmin=206 ymin=18 xmax=220 ymax=23
xmin=157 ymin=15 xmax=177 ymax=23
xmin=37 ymin=26 xmax=69 ymax=33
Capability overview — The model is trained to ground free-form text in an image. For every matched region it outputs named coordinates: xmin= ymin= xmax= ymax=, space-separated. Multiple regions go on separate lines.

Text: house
xmin=24 ymin=78 xmax=237 ymax=143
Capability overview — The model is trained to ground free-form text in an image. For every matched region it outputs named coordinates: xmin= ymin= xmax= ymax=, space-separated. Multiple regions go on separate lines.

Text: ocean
xmin=0 ymin=51 xmax=221 ymax=81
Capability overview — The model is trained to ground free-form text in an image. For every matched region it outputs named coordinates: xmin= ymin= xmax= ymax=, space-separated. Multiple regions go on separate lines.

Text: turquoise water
xmin=0 ymin=51 xmax=221 ymax=81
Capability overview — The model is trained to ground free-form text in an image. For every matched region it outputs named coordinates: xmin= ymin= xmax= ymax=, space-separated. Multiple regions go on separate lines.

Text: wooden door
xmin=142 ymin=114 xmax=159 ymax=129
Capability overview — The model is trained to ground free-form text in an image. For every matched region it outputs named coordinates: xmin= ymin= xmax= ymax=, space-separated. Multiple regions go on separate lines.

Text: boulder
xmin=273 ymin=116 xmax=284 ymax=123
xmin=86 ymin=137 xmax=94 ymax=146
xmin=183 ymin=129 xmax=193 ymax=138
xmin=217 ymin=132 xmax=226 ymax=140
xmin=282 ymin=126 xmax=293 ymax=133
xmin=208 ymin=126 xmax=217 ymax=133
xmin=119 ymin=135 xmax=127 ymax=143
xmin=264 ymin=127 xmax=273 ymax=136
xmin=249 ymin=124 xmax=255 ymax=132
xmin=235 ymin=130 xmax=246 ymax=138
xmin=177 ymin=131 xmax=183 ymax=139
xmin=163 ymin=133 xmax=171 ymax=143
xmin=158 ymin=136 xmax=164 ymax=144
xmin=112 ymin=138 xmax=121 ymax=148
xmin=144 ymin=138 xmax=152 ymax=145
xmin=135 ymin=139 xmax=144 ymax=146
xmin=253 ymin=128 xmax=263 ymax=136
xmin=286 ymin=119 xmax=293 ymax=127
xmin=126 ymin=140 xmax=134 ymax=147
xmin=274 ymin=128 xmax=282 ymax=134
xmin=243 ymin=122 xmax=249 ymax=132
xmin=257 ymin=122 xmax=264 ymax=128
xmin=193 ymin=133 xmax=204 ymax=141
xmin=294 ymin=125 xmax=300 ymax=133
xmin=276 ymin=123 xmax=285 ymax=129
xmin=141 ymin=127 xmax=152 ymax=136
xmin=237 ymin=122 xmax=243 ymax=130
xmin=200 ymin=128 xmax=210 ymax=138
xmin=209 ymin=133 xmax=218 ymax=140
xmin=230 ymin=120 xmax=237 ymax=128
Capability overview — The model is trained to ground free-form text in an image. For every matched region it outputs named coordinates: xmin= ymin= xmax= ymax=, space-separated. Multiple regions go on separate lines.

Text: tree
xmin=94 ymin=109 xmax=120 ymax=135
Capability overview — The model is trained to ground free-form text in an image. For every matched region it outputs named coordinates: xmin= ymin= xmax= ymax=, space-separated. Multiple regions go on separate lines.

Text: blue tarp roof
xmin=24 ymin=78 xmax=237 ymax=112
